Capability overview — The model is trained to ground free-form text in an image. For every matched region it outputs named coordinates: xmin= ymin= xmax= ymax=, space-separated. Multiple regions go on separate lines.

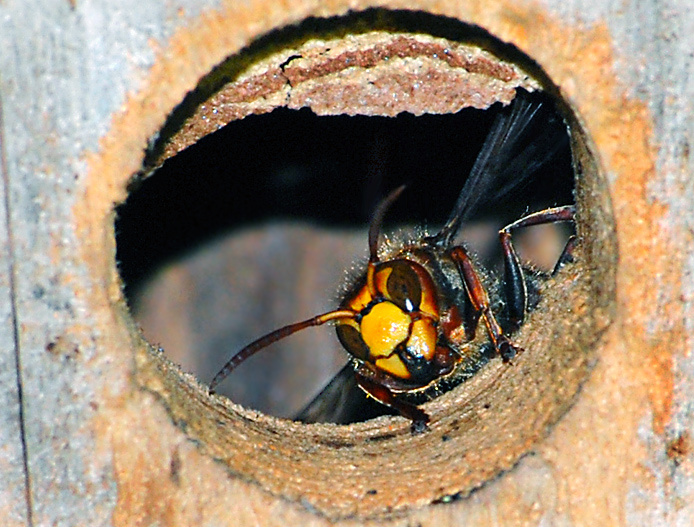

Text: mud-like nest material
xmin=145 ymin=31 xmax=541 ymax=172
xmin=135 ymin=29 xmax=616 ymax=519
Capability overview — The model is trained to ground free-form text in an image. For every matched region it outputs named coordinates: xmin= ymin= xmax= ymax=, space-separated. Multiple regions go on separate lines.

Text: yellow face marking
xmin=407 ymin=318 xmax=437 ymax=361
xmin=375 ymin=354 xmax=411 ymax=379
xmin=410 ymin=264 xmax=439 ymax=319
xmin=346 ymin=283 xmax=373 ymax=312
xmin=373 ymin=265 xmax=392 ymax=296
xmin=360 ymin=301 xmax=409 ymax=359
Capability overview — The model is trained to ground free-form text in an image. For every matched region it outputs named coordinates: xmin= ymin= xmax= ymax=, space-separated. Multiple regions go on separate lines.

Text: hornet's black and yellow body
xmin=209 ymin=89 xmax=576 ymax=432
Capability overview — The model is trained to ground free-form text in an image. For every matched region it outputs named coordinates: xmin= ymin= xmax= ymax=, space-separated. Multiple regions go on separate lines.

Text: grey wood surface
xmin=0 ymin=1 xmax=217 ymax=525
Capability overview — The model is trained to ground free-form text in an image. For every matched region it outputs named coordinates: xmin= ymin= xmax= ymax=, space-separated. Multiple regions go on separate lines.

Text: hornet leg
xmin=448 ymin=246 xmax=521 ymax=362
xmin=499 ymin=205 xmax=576 ymax=330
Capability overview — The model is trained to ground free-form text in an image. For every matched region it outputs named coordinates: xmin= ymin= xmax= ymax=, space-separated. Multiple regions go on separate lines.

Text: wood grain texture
xmin=0 ymin=96 xmax=30 ymax=527
xmin=0 ymin=0 xmax=692 ymax=525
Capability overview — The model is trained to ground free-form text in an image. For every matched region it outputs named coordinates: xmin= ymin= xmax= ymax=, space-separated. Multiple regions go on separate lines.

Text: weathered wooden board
xmin=0 ymin=0 xmax=692 ymax=525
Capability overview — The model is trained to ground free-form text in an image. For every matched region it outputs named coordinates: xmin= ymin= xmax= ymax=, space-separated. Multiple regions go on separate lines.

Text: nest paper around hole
xmin=131 ymin=25 xmax=616 ymax=520
xmin=144 ymin=29 xmax=542 ymax=173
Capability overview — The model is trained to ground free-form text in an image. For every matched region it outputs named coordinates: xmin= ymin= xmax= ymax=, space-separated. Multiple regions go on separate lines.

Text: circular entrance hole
xmin=116 ymin=10 xmax=616 ymax=520
xmin=117 ymin=102 xmax=574 ymax=419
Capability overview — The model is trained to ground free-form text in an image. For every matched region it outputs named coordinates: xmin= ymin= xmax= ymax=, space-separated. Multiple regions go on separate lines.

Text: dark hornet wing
xmin=295 ymin=363 xmax=396 ymax=424
xmin=428 ymin=88 xmax=569 ymax=248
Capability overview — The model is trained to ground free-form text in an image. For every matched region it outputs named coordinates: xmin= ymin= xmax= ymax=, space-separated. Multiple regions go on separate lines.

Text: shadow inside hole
xmin=115 ymin=91 xmax=573 ymax=419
